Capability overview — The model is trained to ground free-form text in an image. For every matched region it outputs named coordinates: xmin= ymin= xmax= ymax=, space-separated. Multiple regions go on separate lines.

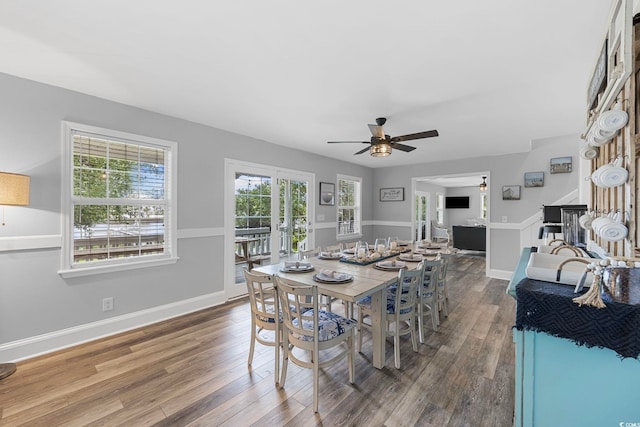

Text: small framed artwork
xmin=550 ymin=156 xmax=572 ymax=174
xmin=319 ymin=182 xmax=335 ymax=206
xmin=380 ymin=187 xmax=404 ymax=202
xmin=524 ymin=172 xmax=544 ymax=188
xmin=502 ymin=185 xmax=521 ymax=200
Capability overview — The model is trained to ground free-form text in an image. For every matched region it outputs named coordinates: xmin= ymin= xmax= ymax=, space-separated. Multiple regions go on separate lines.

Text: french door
xmin=415 ymin=191 xmax=429 ymax=241
xmin=224 ymin=159 xmax=314 ymax=299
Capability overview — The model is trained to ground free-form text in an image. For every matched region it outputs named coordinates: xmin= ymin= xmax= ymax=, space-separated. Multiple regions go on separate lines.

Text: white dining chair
xmin=323 ymin=243 xmax=343 ymax=252
xmin=298 ymin=247 xmax=321 ymax=260
xmin=416 ymin=259 xmax=442 ymax=343
xmin=243 ymin=268 xmax=280 ymax=385
xmin=437 ymin=255 xmax=450 ymax=317
xmin=356 ymin=263 xmax=423 ymax=369
xmin=431 ymin=220 xmax=450 ymax=243
xmin=275 ymin=275 xmax=356 ymax=413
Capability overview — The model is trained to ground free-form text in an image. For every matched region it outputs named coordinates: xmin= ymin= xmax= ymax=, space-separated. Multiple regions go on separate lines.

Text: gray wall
xmin=0 ymin=72 xmax=580 ymax=351
xmin=444 ymin=186 xmax=483 ymax=227
xmin=0 ymin=73 xmax=373 ymax=344
xmin=373 ymin=137 xmax=581 ymax=272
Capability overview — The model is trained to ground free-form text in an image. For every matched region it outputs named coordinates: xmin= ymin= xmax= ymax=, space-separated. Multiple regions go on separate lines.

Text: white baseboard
xmin=489 ymin=269 xmax=513 ymax=281
xmin=0 ymin=291 xmax=227 ymax=362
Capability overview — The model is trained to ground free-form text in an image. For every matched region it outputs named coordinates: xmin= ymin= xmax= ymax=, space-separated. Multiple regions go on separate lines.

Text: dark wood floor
xmin=0 ymin=253 xmax=515 ymax=426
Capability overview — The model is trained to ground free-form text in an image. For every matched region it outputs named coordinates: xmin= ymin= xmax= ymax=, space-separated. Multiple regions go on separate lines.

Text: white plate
xmin=375 ymin=260 xmax=406 ymax=270
xmin=598 ymin=109 xmax=628 ymax=132
xmin=280 ymin=266 xmax=314 ymax=273
xmin=313 ymin=272 xmax=353 ymax=283
xmin=398 ymin=254 xmax=423 ymax=262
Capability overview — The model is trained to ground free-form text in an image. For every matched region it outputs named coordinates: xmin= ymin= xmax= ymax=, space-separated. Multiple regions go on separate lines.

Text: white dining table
xmin=254 ymin=256 xmax=405 ymax=369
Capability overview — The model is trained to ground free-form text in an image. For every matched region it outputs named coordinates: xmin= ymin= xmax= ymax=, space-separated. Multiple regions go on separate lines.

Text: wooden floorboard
xmin=0 ymin=253 xmax=516 ymax=426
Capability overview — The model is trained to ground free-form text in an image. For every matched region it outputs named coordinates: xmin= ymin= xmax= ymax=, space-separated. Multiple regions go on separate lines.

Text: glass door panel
xmin=415 ymin=192 xmax=428 ymax=241
xmin=278 ymin=176 xmax=310 ymax=259
xmin=234 ymin=172 xmax=273 ymax=285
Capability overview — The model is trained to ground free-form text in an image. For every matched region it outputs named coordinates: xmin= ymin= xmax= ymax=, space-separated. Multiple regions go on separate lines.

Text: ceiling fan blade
xmin=328 ymin=141 xmax=370 ymax=144
xmin=390 ymin=130 xmax=439 ymax=142
xmin=368 ymin=124 xmax=385 ymax=139
xmin=390 ymin=142 xmax=416 ymax=152
xmin=354 ymin=146 xmax=371 ymax=155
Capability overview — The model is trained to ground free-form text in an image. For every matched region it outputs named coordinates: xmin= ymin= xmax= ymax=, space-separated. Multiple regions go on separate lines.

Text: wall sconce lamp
xmin=0 ymin=171 xmax=30 ymax=380
xmin=479 ymin=176 xmax=487 ymax=192
xmin=0 ymin=172 xmax=30 ymax=226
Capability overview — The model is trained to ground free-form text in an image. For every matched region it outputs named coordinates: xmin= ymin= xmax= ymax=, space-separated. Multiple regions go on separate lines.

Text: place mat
xmin=280 ymin=261 xmax=314 ymax=273
xmin=374 ymin=260 xmax=406 ymax=271
xmin=313 ymin=270 xmax=353 ymax=284
xmin=280 ymin=266 xmax=314 ymax=273
xmin=398 ymin=253 xmax=423 ymax=262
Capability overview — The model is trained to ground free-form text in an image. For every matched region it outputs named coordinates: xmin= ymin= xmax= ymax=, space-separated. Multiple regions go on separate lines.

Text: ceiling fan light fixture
xmin=370 ymin=143 xmax=392 ymax=157
xmin=479 ymin=176 xmax=487 ymax=192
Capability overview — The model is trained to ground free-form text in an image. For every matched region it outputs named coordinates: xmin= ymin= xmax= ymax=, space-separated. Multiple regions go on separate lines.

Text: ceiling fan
xmin=328 ymin=117 xmax=439 ymax=157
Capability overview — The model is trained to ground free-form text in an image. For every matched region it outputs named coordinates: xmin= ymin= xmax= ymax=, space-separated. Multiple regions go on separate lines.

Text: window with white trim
xmin=337 ymin=175 xmax=361 ymax=238
xmin=481 ymin=192 xmax=488 ymax=220
xmin=60 ymin=122 xmax=177 ymax=277
xmin=436 ymin=192 xmax=444 ymax=225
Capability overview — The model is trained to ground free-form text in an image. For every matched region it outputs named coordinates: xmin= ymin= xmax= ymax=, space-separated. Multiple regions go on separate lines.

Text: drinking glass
xmin=388 ymin=236 xmax=399 ymax=251
xmin=356 ymin=241 xmax=368 ymax=259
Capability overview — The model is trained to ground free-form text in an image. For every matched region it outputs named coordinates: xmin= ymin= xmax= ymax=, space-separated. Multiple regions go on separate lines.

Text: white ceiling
xmin=0 ymin=1 xmax=611 ymax=168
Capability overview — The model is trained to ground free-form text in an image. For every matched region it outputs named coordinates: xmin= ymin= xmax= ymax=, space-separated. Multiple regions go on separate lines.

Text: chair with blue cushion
xmin=356 ymin=263 xmax=424 ymax=369
xmin=244 ymin=268 xmax=280 ymax=385
xmin=416 ymin=259 xmax=442 ymax=343
xmin=274 ymin=275 xmax=356 ymax=413
xmin=437 ymin=255 xmax=450 ymax=317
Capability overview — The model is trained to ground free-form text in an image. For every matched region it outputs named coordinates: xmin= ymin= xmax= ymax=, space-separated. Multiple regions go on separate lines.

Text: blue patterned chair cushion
xmin=357 ymin=291 xmax=413 ymax=315
xmin=256 ymin=304 xmax=278 ymax=323
xmin=291 ymin=310 xmax=356 ymax=342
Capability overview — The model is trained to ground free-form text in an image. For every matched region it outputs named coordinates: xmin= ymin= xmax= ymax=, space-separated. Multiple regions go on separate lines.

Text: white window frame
xmin=336 ymin=174 xmax=362 ymax=240
xmin=59 ymin=121 xmax=178 ymax=278
xmin=480 ymin=192 xmax=488 ymax=220
xmin=436 ymin=192 xmax=445 ymax=225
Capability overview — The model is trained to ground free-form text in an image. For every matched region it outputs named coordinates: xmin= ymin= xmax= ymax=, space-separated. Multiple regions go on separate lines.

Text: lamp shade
xmin=370 ymin=143 xmax=392 ymax=157
xmin=0 ymin=172 xmax=30 ymax=206
xmin=479 ymin=176 xmax=487 ymax=192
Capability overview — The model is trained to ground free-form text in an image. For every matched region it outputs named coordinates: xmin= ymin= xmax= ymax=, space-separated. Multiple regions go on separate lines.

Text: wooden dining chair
xmin=298 ymin=247 xmax=321 ymax=260
xmin=274 ymin=275 xmax=356 ymax=413
xmin=323 ymin=243 xmax=343 ymax=252
xmin=437 ymin=255 xmax=450 ymax=317
xmin=416 ymin=259 xmax=442 ymax=343
xmin=356 ymin=263 xmax=423 ymax=369
xmin=243 ymin=268 xmax=280 ymax=385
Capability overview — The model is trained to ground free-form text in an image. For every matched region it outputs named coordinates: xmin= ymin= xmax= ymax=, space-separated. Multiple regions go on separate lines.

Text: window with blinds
xmin=337 ymin=175 xmax=361 ymax=238
xmin=61 ymin=122 xmax=177 ymax=276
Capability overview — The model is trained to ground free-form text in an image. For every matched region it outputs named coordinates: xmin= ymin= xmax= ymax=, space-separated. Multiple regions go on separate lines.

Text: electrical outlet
xmin=501 ymin=216 xmax=508 ymax=223
xmin=102 ymin=297 xmax=114 ymax=312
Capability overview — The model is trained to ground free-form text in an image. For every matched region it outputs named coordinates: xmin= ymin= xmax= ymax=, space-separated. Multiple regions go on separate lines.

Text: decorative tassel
xmin=573 ymin=272 xmax=605 ymax=308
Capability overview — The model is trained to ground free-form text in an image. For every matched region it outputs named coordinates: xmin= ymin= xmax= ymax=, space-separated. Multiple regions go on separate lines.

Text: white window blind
xmin=60 ymin=122 xmax=177 ymax=276
xmin=337 ymin=175 xmax=361 ymax=237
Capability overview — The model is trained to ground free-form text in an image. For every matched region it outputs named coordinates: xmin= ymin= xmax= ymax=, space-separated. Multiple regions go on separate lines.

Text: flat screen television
xmin=445 ymin=196 xmax=470 ymax=209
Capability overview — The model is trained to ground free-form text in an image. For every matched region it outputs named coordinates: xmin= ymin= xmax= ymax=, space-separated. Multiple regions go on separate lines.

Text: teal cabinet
xmin=511 ymin=248 xmax=640 ymax=426
xmin=514 ymin=329 xmax=640 ymax=426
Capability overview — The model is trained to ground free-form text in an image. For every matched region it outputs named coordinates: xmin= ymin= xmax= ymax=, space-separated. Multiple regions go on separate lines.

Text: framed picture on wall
xmin=380 ymin=187 xmax=404 ymax=201
xmin=319 ymin=182 xmax=335 ymax=205
xmin=524 ymin=172 xmax=544 ymax=188
xmin=502 ymin=185 xmax=521 ymax=200
xmin=550 ymin=156 xmax=572 ymax=174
